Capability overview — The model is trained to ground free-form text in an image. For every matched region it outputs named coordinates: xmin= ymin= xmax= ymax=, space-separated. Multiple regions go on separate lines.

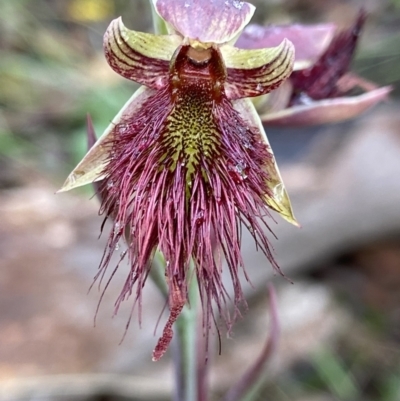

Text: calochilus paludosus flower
xmin=59 ymin=0 xmax=297 ymax=361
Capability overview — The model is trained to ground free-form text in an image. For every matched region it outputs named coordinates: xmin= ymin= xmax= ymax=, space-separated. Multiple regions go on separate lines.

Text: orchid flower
xmin=59 ymin=0 xmax=296 ymax=361
xmin=237 ymin=10 xmax=392 ymax=126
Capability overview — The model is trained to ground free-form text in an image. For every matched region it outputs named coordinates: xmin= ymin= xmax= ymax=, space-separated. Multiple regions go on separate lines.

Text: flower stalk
xmin=174 ymin=262 xmax=199 ymax=401
xmin=150 ymin=0 xmax=168 ymax=35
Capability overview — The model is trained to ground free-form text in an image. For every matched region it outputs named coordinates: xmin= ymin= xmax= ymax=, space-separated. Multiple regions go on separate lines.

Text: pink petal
xmin=153 ymin=0 xmax=255 ymax=44
xmin=236 ymin=23 xmax=336 ymax=68
xmin=260 ymin=86 xmax=392 ymax=127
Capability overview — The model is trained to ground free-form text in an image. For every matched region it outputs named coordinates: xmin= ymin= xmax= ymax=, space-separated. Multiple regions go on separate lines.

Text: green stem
xmin=149 ymin=0 xmax=169 ymax=35
xmin=150 ymin=254 xmax=199 ymax=401
xmin=149 ymin=252 xmax=169 ymax=298
xmin=175 ymin=264 xmax=199 ymax=401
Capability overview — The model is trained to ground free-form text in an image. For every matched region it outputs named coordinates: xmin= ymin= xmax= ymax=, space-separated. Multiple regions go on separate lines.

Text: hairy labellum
xmin=100 ymin=45 xmax=283 ymax=360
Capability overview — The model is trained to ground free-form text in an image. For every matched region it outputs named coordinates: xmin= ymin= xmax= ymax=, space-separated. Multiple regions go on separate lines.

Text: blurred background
xmin=0 ymin=0 xmax=400 ymax=400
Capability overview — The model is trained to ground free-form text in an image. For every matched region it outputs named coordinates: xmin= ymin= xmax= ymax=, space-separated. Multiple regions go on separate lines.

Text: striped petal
xmin=233 ymin=98 xmax=298 ymax=226
xmin=58 ymin=86 xmax=155 ymax=192
xmin=221 ymin=39 xmax=295 ymax=100
xmin=104 ymin=17 xmax=181 ymax=88
xmin=152 ymin=0 xmax=255 ymax=44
